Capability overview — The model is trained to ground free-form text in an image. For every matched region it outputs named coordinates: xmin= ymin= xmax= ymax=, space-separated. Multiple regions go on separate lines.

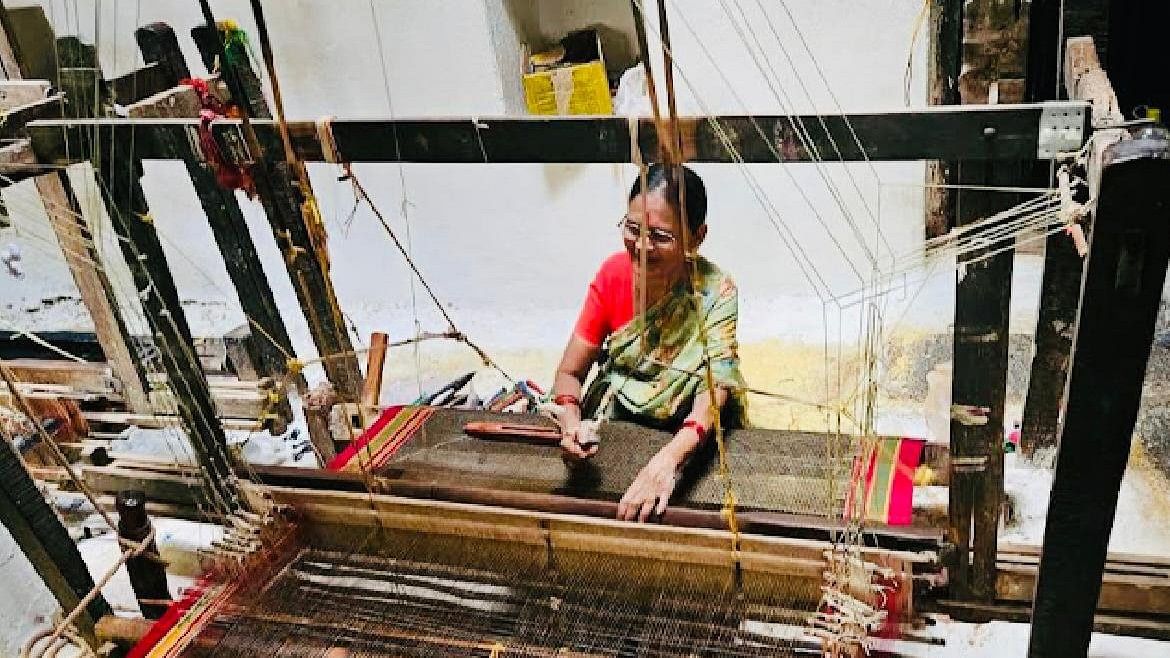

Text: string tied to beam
xmin=218 ymin=19 xmax=257 ymax=73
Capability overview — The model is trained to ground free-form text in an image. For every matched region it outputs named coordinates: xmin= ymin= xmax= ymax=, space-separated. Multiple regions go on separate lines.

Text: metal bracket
xmin=1038 ymin=103 xmax=1088 ymax=159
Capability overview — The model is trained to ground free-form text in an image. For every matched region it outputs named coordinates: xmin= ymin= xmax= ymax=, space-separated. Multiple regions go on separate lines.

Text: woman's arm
xmin=617 ymin=386 xmax=730 ymax=522
xmin=551 ymin=335 xmax=601 ymax=460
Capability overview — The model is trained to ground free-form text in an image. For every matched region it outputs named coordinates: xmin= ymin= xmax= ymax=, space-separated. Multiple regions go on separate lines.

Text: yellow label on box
xmin=523 ymin=60 xmax=613 ymax=116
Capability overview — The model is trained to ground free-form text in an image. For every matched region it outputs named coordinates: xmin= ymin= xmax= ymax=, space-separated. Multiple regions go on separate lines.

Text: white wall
xmin=0 ymin=0 xmax=963 ymax=397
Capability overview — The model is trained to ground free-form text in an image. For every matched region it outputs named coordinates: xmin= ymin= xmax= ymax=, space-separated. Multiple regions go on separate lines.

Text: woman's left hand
xmin=617 ymin=445 xmax=685 ymax=522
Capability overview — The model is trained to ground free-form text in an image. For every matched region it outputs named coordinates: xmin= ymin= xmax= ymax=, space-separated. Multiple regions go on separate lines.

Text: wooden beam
xmin=35 ymin=172 xmax=153 ymax=412
xmin=0 ymin=436 xmax=110 ymax=645
xmin=1021 ymin=37 xmax=1116 ymax=456
xmin=27 ymin=102 xmax=1092 ymax=166
xmin=1028 ymin=128 xmax=1170 ymax=656
xmin=361 ymin=332 xmax=388 ymax=412
xmin=133 ymin=23 xmax=298 ymax=386
xmin=189 ymin=16 xmax=361 ymax=400
xmin=0 ymin=16 xmax=152 ymax=413
xmin=1063 ymin=36 xmax=1123 ymax=126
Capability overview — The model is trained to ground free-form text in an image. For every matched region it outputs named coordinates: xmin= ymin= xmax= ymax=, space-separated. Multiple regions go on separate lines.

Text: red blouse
xmin=573 ymin=252 xmax=635 ymax=346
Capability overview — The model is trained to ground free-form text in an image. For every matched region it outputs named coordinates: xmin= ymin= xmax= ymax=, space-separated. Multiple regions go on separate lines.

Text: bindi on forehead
xmin=628 ymin=192 xmax=680 ymax=231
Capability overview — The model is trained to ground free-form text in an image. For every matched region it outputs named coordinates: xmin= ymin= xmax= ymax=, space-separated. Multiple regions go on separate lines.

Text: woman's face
xmin=624 ymin=189 xmax=700 ymax=280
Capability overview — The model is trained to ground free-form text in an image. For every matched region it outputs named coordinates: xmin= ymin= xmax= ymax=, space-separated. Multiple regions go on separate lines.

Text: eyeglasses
xmin=619 ymin=215 xmax=677 ymax=247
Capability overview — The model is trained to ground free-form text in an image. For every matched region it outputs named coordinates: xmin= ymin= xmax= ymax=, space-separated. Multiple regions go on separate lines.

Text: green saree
xmin=581 ymin=256 xmax=748 ymax=429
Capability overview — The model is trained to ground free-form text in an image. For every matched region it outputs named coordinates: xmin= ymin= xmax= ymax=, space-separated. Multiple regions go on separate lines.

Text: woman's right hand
xmin=548 ymin=402 xmax=597 ymax=461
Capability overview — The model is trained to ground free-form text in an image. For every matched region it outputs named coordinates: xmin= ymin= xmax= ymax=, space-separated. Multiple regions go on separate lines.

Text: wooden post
xmin=946 ymin=0 xmax=1033 ymax=602
xmin=1028 ymin=127 xmax=1170 ymax=657
xmin=925 ymin=0 xmax=962 ymax=239
xmin=0 ymin=4 xmax=151 ymax=412
xmin=0 ymin=436 xmax=110 ymax=645
xmin=134 ymin=23 xmax=298 ymax=384
xmin=1021 ymin=37 xmax=1119 ymax=456
xmin=115 ymin=490 xmax=172 ymax=619
xmin=361 ymin=332 xmax=388 ymax=413
xmin=86 ymin=117 xmax=241 ymax=514
xmin=189 ymin=19 xmax=363 ymax=401
xmin=948 ymin=157 xmax=1017 ymax=602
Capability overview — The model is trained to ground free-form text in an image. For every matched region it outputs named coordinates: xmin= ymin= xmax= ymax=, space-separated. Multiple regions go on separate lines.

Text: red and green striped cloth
xmin=844 ymin=437 xmax=925 ymax=526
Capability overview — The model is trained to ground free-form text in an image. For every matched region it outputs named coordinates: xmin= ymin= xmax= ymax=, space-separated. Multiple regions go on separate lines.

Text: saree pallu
xmin=582 ymin=257 xmax=748 ymax=428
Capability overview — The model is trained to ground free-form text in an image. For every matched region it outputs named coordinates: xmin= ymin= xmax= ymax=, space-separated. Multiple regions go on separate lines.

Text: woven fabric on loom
xmin=127 ymin=579 xmax=235 ymax=658
xmin=844 ymin=437 xmax=924 ymax=526
xmin=165 ymin=548 xmax=824 ymax=656
xmin=327 ymin=405 xmax=436 ymax=473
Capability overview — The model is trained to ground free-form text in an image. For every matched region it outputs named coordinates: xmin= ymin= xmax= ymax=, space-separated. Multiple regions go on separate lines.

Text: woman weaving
xmin=549 ymin=163 xmax=747 ymax=523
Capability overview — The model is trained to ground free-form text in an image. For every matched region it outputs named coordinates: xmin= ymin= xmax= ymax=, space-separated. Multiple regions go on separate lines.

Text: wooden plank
xmin=81 ymin=410 xmax=258 ymax=432
xmin=1022 ymin=38 xmax=1119 ymax=456
xmin=1063 ymin=36 xmax=1123 ymax=126
xmin=0 ymin=437 xmax=110 ymax=645
xmin=27 ymin=102 xmax=1091 ymax=166
xmin=246 ymin=482 xmax=927 ymax=607
xmin=189 ymin=16 xmax=361 ymax=400
xmin=106 ymin=61 xmax=172 ymax=107
xmin=1001 ymin=563 xmax=1170 ymax=615
xmin=81 ymin=464 xmax=207 ymax=506
xmin=361 ymin=332 xmax=387 ymax=412
xmin=133 ymin=25 xmax=297 ymax=385
xmin=937 ymin=600 xmax=1170 ymax=642
xmin=0 ymin=78 xmax=47 ymax=108
xmin=1028 ymin=128 xmax=1170 ymax=656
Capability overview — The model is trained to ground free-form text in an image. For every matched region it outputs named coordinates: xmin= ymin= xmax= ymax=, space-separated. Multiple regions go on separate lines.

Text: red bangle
xmin=553 ymin=394 xmax=580 ymax=407
xmin=683 ymin=419 xmax=708 ymax=440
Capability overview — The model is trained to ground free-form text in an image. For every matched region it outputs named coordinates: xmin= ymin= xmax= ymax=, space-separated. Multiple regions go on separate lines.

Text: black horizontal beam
xmin=27 ymin=101 xmax=1088 ymax=164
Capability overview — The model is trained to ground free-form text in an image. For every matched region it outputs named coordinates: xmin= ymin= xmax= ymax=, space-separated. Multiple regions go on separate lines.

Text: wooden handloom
xmin=4 ymin=2 xmax=1170 ymax=656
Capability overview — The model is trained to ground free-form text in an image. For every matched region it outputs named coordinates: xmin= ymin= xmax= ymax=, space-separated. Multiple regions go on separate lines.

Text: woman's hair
xmin=628 ymin=163 xmax=708 ymax=233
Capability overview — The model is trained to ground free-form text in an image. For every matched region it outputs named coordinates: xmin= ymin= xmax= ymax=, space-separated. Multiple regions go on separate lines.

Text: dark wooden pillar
xmin=947 ymin=0 xmax=1031 ymax=602
xmin=925 ymin=0 xmax=962 ymax=239
xmin=90 ymin=120 xmax=241 ymax=515
xmin=189 ymin=18 xmax=362 ymax=401
xmin=0 ymin=434 xmax=110 ymax=644
xmin=1028 ymin=127 xmax=1170 ymax=657
xmin=1018 ymin=20 xmax=1109 ymax=458
xmin=948 ymin=158 xmax=1018 ymax=602
xmin=135 ymin=22 xmax=297 ymax=384
xmin=116 ymin=490 xmax=172 ymax=619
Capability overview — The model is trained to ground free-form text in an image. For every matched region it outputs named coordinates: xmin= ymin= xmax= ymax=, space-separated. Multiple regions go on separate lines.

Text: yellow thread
xmin=286 ymin=358 xmax=304 ymax=375
xmin=136 ymin=212 xmax=154 ymax=225
xmin=217 ymin=19 xmax=239 ymax=31
xmin=489 ymin=642 xmax=507 ymax=657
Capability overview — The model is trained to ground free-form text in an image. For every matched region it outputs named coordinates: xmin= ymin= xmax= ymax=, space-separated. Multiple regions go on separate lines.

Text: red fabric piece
xmin=887 ymin=438 xmax=923 ymax=525
xmin=196 ymin=109 xmax=255 ymax=197
xmin=573 ymin=251 xmax=635 ymax=346
xmin=125 ymin=578 xmax=210 ymax=658
xmin=179 ymin=77 xmax=229 ymax=115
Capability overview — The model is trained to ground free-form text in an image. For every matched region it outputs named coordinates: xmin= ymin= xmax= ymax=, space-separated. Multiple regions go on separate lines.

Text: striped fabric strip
xmin=845 ymin=437 xmax=925 ymax=526
xmin=326 ymin=405 xmax=435 ymax=473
